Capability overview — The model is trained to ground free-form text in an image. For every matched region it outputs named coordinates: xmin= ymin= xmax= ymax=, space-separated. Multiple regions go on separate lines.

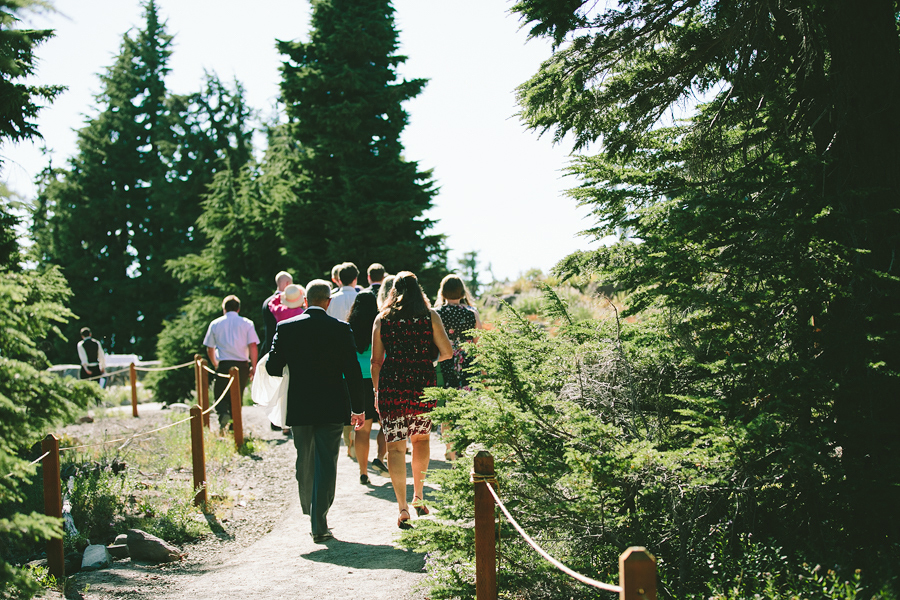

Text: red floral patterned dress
xmin=377 ymin=314 xmax=436 ymax=441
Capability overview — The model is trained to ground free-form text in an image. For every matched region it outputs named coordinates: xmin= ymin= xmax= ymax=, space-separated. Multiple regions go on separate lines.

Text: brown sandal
xmin=412 ymin=496 xmax=430 ymax=517
xmin=398 ymin=508 xmax=412 ymax=529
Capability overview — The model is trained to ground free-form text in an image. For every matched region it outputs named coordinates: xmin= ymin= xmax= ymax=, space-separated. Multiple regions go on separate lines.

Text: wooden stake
xmin=199 ymin=358 xmax=210 ymax=428
xmin=620 ymin=547 xmax=656 ymax=600
xmin=41 ymin=434 xmax=64 ymax=579
xmin=129 ymin=362 xmax=138 ymax=417
xmin=190 ymin=405 xmax=207 ymax=507
xmin=473 ymin=450 xmax=497 ymax=600
xmin=229 ymin=366 xmax=243 ymax=450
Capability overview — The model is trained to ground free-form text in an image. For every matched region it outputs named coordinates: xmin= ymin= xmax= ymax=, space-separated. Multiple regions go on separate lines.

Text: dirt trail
xmin=67 ymin=405 xmax=446 ymax=600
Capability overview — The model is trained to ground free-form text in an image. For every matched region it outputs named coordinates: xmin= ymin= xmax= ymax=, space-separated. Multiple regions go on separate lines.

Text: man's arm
xmin=248 ymin=343 xmax=258 ymax=378
xmin=97 ymin=342 xmax=106 ymax=373
xmin=77 ymin=342 xmax=88 ymax=370
xmin=206 ymin=346 xmax=218 ymax=369
xmin=341 ymin=323 xmax=366 ymax=424
xmin=265 ymin=328 xmax=286 ymax=376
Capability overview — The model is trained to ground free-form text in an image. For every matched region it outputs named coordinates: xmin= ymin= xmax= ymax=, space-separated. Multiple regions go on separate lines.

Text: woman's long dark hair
xmin=381 ymin=271 xmax=431 ymax=320
xmin=348 ymin=291 xmax=379 ymax=353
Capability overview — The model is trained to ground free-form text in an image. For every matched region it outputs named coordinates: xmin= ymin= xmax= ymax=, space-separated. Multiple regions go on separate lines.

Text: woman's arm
xmin=430 ymin=310 xmax=454 ymax=362
xmin=370 ymin=316 xmax=385 ymax=391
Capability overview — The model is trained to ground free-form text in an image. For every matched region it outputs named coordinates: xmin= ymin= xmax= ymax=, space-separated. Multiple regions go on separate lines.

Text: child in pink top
xmin=269 ymin=284 xmax=306 ymax=322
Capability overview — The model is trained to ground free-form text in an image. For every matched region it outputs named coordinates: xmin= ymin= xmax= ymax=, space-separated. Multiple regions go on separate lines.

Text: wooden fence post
xmin=229 ymin=366 xmax=244 ymax=450
xmin=473 ymin=450 xmax=497 ymax=600
xmin=41 ymin=434 xmax=64 ymax=579
xmin=129 ymin=362 xmax=139 ymax=417
xmin=190 ymin=405 xmax=207 ymax=508
xmin=199 ymin=358 xmax=210 ymax=429
xmin=193 ymin=354 xmax=201 ymax=404
xmin=619 ymin=547 xmax=656 ymax=600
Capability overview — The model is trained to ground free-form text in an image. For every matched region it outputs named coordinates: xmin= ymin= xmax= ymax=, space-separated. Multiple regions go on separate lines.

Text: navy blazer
xmin=265 ymin=307 xmax=365 ymax=426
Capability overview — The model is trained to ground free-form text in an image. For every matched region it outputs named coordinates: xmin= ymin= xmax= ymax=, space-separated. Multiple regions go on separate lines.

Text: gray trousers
xmin=291 ymin=423 xmax=343 ymax=535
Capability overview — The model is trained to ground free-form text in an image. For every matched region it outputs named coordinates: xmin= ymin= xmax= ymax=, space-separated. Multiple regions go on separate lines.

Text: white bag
xmin=251 ymin=353 xmax=289 ymax=428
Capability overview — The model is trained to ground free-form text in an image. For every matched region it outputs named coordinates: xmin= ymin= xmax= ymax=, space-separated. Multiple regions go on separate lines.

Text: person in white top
xmin=326 ymin=262 xmax=359 ymax=321
xmin=203 ymin=295 xmax=260 ymax=432
xmin=77 ymin=327 xmax=106 ymax=385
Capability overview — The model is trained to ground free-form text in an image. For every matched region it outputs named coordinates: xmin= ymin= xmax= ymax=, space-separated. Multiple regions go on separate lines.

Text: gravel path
xmin=58 ymin=404 xmax=448 ymax=600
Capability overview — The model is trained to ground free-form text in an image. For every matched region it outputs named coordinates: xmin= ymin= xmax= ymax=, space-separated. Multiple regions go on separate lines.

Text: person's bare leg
xmin=343 ymin=425 xmax=355 ymax=458
xmin=355 ymin=420 xmax=373 ymax=476
xmin=376 ymin=428 xmax=387 ymax=462
xmin=410 ymin=433 xmax=431 ymax=502
xmin=386 ymin=439 xmax=408 ymax=509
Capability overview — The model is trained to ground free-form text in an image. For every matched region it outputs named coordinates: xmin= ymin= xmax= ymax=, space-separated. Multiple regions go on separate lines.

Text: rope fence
xmin=19 ymin=354 xmax=253 ymax=581
xmin=471 ymin=451 xmax=656 ymax=600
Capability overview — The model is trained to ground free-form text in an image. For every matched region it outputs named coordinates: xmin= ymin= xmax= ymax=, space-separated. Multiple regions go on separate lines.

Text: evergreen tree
xmin=152 ymin=126 xmax=292 ymax=402
xmin=0 ymin=2 xmax=100 ymax=595
xmin=32 ymin=3 xmax=252 ymax=360
xmin=277 ymin=0 xmax=445 ymax=287
xmin=508 ymin=0 xmax=898 ymax=582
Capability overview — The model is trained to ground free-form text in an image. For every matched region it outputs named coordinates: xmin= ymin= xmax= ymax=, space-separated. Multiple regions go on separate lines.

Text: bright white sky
xmin=5 ymin=0 xmax=600 ymax=282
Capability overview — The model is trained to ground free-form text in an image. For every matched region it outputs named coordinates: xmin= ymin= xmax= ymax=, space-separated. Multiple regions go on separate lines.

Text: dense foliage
xmin=277 ymin=0 xmax=446 ymax=288
xmin=405 ymin=0 xmax=898 ymax=597
xmin=31 ymin=0 xmax=253 ymax=360
xmin=1 ymin=6 xmax=100 ymax=594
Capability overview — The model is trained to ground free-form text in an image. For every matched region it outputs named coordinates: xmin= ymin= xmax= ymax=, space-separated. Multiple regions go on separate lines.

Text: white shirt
xmin=326 ymin=286 xmax=358 ymax=321
xmin=203 ymin=311 xmax=261 ymax=362
xmin=77 ymin=338 xmax=106 ymax=371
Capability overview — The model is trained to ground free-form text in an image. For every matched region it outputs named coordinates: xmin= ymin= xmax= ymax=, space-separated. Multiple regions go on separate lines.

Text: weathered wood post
xmin=619 ymin=547 xmax=656 ymax=600
xmin=193 ymin=354 xmax=201 ymax=404
xmin=473 ymin=450 xmax=497 ymax=600
xmin=229 ymin=366 xmax=244 ymax=450
xmin=190 ymin=405 xmax=207 ymax=508
xmin=41 ymin=434 xmax=64 ymax=579
xmin=129 ymin=362 xmax=139 ymax=417
xmin=199 ymin=358 xmax=211 ymax=429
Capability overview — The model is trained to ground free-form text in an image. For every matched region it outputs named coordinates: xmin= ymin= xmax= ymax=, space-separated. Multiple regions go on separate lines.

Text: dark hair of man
xmin=80 ymin=327 xmax=91 ymax=337
xmin=367 ymin=263 xmax=385 ymax=282
xmin=435 ymin=274 xmax=473 ymax=307
xmin=339 ymin=262 xmax=359 ymax=286
xmin=348 ymin=292 xmax=379 ymax=353
xmin=223 ymin=295 xmax=241 ymax=312
xmin=381 ymin=271 xmax=430 ymax=319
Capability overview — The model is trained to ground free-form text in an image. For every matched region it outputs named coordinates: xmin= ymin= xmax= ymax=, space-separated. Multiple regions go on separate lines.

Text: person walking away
xmin=366 ymin=263 xmax=386 ymax=296
xmin=77 ymin=327 xmax=107 ymax=389
xmin=327 ymin=262 xmax=360 ymax=456
xmin=268 ymin=284 xmax=306 ymax=323
xmin=347 ymin=292 xmax=388 ymax=482
xmin=434 ymin=274 xmax=483 ymax=460
xmin=371 ymin=271 xmax=452 ymax=528
xmin=261 ymin=271 xmax=293 ymax=356
xmin=203 ymin=295 xmax=259 ymax=433
xmin=265 ymin=280 xmax=365 ymax=542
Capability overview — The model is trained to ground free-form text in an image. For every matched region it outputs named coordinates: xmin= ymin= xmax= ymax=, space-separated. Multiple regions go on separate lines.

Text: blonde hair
xmin=377 ymin=274 xmax=396 ymax=309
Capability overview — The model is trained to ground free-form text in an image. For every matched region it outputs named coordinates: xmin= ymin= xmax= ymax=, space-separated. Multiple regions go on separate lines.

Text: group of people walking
xmin=203 ymin=262 xmax=481 ymax=542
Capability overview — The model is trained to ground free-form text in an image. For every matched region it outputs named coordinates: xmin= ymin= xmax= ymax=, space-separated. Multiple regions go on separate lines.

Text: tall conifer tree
xmin=277 ymin=0 xmax=445 ymax=285
xmin=32 ymin=2 xmax=252 ymax=359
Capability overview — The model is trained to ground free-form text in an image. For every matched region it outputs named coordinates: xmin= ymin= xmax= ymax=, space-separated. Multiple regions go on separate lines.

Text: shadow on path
xmin=302 ymin=540 xmax=425 ymax=573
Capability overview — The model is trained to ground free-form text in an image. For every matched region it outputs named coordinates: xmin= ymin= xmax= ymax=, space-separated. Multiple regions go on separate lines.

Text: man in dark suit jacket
xmin=265 ymin=279 xmax=365 ymax=543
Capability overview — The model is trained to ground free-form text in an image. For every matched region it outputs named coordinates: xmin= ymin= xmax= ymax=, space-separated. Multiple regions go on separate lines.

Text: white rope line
xmin=484 ymin=480 xmax=622 ymax=594
xmin=3 ymin=451 xmax=51 ymax=478
xmin=202 ymin=363 xmax=233 ymax=379
xmin=79 ymin=366 xmax=130 ymax=382
xmin=59 ymin=412 xmax=196 ymax=452
xmin=134 ymin=360 xmax=194 ymax=372
xmin=203 ymin=374 xmax=236 ymax=415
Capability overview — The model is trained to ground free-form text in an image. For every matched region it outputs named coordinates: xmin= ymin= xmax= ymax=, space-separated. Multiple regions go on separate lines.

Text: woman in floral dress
xmin=371 ymin=271 xmax=452 ymax=528
xmin=434 ymin=274 xmax=483 ymax=460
